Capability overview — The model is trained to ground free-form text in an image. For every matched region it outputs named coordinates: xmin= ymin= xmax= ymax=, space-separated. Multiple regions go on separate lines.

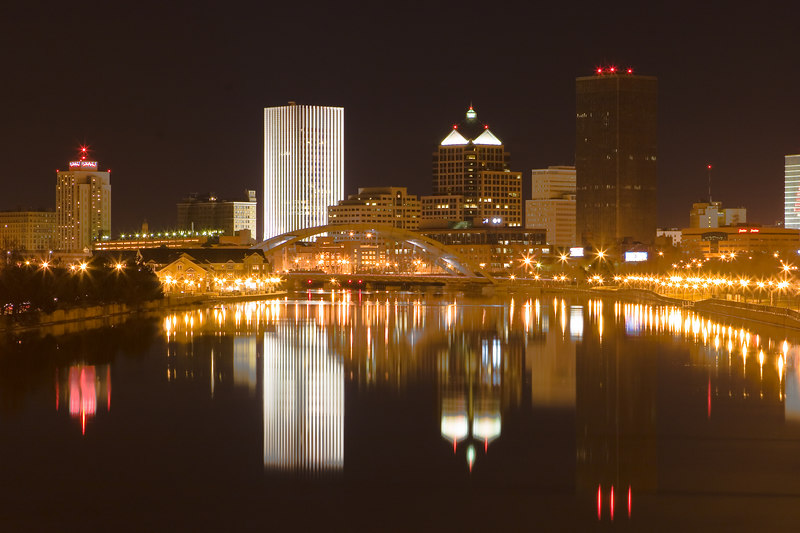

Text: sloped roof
xmin=440 ymin=128 xmax=469 ymax=146
xmin=440 ymin=106 xmax=503 ymax=146
xmin=95 ymin=247 xmax=267 ymax=267
xmin=472 ymin=128 xmax=502 ymax=145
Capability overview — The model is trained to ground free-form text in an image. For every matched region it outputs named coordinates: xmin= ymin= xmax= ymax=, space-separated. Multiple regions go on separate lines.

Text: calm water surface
xmin=2 ymin=292 xmax=800 ymax=531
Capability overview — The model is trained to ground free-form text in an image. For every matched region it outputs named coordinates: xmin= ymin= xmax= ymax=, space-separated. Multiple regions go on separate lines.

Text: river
xmin=1 ymin=291 xmax=799 ymax=530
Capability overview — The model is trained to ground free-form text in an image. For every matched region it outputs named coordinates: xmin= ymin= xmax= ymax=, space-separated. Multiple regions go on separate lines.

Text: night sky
xmin=1 ymin=3 xmax=798 ymax=235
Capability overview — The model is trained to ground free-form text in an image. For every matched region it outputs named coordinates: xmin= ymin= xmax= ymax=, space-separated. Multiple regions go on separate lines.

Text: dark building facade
xmin=575 ymin=68 xmax=657 ymax=250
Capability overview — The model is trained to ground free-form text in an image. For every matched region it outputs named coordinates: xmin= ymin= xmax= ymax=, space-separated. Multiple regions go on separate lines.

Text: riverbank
xmin=0 ymin=291 xmax=287 ymax=337
xmin=566 ymin=286 xmax=800 ymax=331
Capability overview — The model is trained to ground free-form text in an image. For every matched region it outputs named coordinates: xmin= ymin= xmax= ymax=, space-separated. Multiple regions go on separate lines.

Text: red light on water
xmin=597 ymin=485 xmax=602 ymax=520
xmin=610 ymin=485 xmax=615 ymax=520
xmin=628 ymin=486 xmax=632 ymax=518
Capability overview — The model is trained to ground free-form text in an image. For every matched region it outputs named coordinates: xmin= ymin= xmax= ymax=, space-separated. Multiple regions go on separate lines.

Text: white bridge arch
xmin=253 ymin=224 xmax=490 ymax=279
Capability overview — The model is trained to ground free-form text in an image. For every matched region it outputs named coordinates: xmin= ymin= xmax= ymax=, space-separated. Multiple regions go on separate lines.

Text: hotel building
xmin=56 ymin=158 xmax=111 ymax=252
xmin=263 ymin=103 xmax=344 ymax=239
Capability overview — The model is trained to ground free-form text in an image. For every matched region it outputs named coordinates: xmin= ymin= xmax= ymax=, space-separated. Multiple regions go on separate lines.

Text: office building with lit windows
xmin=421 ymin=106 xmax=522 ymax=228
xmin=56 ymin=158 xmax=111 ymax=252
xmin=785 ymin=154 xmax=800 ymax=229
xmin=576 ymin=67 xmax=657 ymax=249
xmin=0 ymin=210 xmax=57 ymax=253
xmin=177 ymin=190 xmax=257 ymax=237
xmin=327 ymin=187 xmax=421 ymax=230
xmin=525 ymin=166 xmax=576 ymax=247
xmin=263 ymin=103 xmax=344 ymax=239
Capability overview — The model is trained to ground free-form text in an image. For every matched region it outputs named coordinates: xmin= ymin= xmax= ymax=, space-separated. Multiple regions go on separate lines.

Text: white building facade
xmin=525 ymin=166 xmax=576 ymax=247
xmin=689 ymin=201 xmax=746 ymax=228
xmin=786 ymin=154 xmax=800 ymax=229
xmin=56 ymin=160 xmax=111 ymax=252
xmin=263 ymin=103 xmax=344 ymax=239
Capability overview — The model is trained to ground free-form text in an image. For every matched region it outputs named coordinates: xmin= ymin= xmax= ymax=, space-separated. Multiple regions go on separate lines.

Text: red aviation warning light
xmin=609 ymin=66 xmax=616 ymax=73
xmin=626 ymin=68 xmax=633 ymax=74
xmin=596 ymin=67 xmax=603 ymax=74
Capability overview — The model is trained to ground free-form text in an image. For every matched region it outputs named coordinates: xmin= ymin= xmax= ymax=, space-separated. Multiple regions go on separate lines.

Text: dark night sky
xmin=1 ymin=2 xmax=798 ymax=234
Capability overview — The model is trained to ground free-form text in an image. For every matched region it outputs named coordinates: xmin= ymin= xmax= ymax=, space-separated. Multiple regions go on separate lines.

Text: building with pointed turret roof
xmin=421 ymin=106 xmax=522 ymax=229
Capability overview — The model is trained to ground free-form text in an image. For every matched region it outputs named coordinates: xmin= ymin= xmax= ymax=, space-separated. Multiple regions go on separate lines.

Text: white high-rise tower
xmin=785 ymin=154 xmax=800 ymax=229
xmin=56 ymin=148 xmax=111 ymax=252
xmin=263 ymin=103 xmax=344 ymax=239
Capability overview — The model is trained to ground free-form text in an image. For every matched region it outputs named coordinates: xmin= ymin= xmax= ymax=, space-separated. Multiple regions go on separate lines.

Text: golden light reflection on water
xmin=157 ymin=293 xmax=800 ymax=475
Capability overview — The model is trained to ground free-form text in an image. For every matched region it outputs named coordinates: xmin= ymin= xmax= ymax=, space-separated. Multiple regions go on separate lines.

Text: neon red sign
xmin=68 ymin=161 xmax=98 ymax=170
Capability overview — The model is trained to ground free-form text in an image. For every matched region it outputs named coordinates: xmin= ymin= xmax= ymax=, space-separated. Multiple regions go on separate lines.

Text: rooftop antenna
xmin=706 ymin=164 xmax=713 ymax=203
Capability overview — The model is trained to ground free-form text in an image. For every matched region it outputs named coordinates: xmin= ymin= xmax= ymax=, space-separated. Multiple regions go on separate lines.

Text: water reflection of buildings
xmin=157 ymin=295 xmax=798 ymax=498
xmin=163 ymin=301 xmax=345 ymax=473
xmin=263 ymin=321 xmax=344 ymax=472
xmin=56 ymin=364 xmax=111 ymax=435
xmin=437 ymin=302 xmax=525 ymax=471
xmin=577 ymin=301 xmax=657 ymax=519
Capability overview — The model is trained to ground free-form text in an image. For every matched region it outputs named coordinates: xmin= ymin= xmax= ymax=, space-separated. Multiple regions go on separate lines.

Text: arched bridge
xmin=253 ymin=223 xmax=492 ymax=280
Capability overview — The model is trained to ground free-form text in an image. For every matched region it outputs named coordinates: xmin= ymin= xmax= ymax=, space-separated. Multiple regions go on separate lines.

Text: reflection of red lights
xmin=597 ymin=485 xmax=602 ymax=520
xmin=69 ymin=366 xmax=97 ymax=435
xmin=610 ymin=485 xmax=615 ymax=521
xmin=58 ymin=364 xmax=110 ymax=435
xmin=628 ymin=486 xmax=632 ymax=518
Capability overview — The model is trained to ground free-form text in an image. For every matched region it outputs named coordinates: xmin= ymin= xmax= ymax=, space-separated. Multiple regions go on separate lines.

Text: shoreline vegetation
xmin=0 ymin=257 xmax=286 ymax=337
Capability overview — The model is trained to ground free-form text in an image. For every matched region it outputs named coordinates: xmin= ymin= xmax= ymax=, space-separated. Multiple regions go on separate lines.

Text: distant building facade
xmin=681 ymin=226 xmax=800 ymax=258
xmin=525 ymin=166 xmax=576 ymax=247
xmin=328 ymin=187 xmax=420 ymax=230
xmin=422 ymin=227 xmax=547 ymax=272
xmin=421 ymin=106 xmax=522 ymax=228
xmin=689 ymin=201 xmax=746 ymax=228
xmin=656 ymin=228 xmax=681 ymax=247
xmin=576 ymin=67 xmax=657 ymax=248
xmin=177 ymin=190 xmax=257 ymax=237
xmin=263 ymin=103 xmax=344 ymax=239
xmin=785 ymin=154 xmax=800 ymax=229
xmin=56 ymin=158 xmax=111 ymax=252
xmin=0 ymin=210 xmax=56 ymax=252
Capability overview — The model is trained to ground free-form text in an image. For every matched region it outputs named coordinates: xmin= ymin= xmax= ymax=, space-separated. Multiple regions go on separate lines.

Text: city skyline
xmin=0 ymin=4 xmax=798 ymax=232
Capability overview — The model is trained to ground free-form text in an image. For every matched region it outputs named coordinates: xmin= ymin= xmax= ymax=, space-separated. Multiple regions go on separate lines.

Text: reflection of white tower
xmin=263 ymin=322 xmax=344 ymax=472
xmin=233 ymin=336 xmax=258 ymax=393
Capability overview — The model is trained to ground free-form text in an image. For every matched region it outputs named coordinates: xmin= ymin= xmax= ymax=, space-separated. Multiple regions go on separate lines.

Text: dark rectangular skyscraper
xmin=575 ymin=68 xmax=657 ymax=250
